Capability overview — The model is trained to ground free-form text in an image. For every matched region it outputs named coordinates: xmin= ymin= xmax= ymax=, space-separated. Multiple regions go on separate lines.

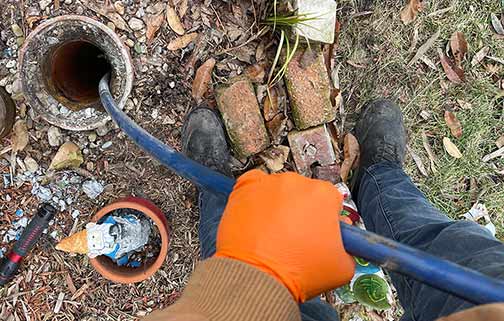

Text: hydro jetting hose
xmin=99 ymin=73 xmax=504 ymax=305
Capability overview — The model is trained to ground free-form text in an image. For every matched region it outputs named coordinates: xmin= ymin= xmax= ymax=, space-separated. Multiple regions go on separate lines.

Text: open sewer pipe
xmin=19 ymin=15 xmax=133 ymax=130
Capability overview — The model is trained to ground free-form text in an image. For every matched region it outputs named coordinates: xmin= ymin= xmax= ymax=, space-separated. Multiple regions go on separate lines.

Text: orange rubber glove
xmin=215 ymin=170 xmax=355 ymax=302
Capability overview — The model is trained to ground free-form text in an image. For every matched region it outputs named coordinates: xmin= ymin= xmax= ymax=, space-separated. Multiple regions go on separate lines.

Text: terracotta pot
xmin=90 ymin=197 xmax=169 ymax=283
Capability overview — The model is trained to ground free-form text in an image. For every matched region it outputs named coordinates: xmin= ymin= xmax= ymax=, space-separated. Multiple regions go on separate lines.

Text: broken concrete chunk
xmin=287 ymin=125 xmax=336 ymax=177
xmin=295 ymin=0 xmax=337 ymax=44
xmin=49 ymin=142 xmax=84 ymax=170
xmin=285 ymin=47 xmax=335 ymax=130
xmin=312 ymin=164 xmax=341 ymax=184
xmin=259 ymin=145 xmax=290 ymax=173
xmin=216 ymin=77 xmax=270 ymax=158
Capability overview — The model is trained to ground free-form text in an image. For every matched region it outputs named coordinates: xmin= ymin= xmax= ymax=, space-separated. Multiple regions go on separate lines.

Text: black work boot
xmin=182 ymin=107 xmax=233 ymax=177
xmin=352 ymin=99 xmax=407 ymax=188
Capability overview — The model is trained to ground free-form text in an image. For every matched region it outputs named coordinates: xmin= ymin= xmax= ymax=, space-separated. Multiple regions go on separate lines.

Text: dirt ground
xmin=0 ymin=0 xmax=503 ymax=320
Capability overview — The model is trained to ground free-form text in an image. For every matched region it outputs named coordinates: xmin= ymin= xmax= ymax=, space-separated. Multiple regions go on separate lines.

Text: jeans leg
xmin=198 ymin=188 xmax=228 ymax=259
xmin=356 ymin=162 xmax=504 ymax=321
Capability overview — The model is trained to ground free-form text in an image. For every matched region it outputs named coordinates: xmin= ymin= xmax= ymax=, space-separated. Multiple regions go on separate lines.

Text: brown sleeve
xmin=142 ymin=257 xmax=301 ymax=321
xmin=437 ymin=303 xmax=504 ymax=321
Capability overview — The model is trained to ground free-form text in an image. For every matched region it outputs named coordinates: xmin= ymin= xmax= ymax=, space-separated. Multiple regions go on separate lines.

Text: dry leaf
xmin=11 ymin=120 xmax=29 ymax=153
xmin=407 ymin=145 xmax=428 ymax=177
xmin=421 ymin=131 xmax=437 ymax=173
xmin=471 ymin=46 xmax=490 ymax=67
xmin=81 ymin=0 xmax=130 ymax=31
xmin=496 ymin=135 xmax=504 ymax=148
xmin=444 ymin=111 xmax=462 ymax=138
xmin=146 ymin=12 xmax=165 ymax=42
xmin=340 ymin=133 xmax=360 ymax=182
xmin=400 ymin=0 xmax=424 ymax=25
xmin=491 ymin=13 xmax=504 ymax=35
xmin=266 ymin=114 xmax=288 ymax=145
xmin=482 ymin=147 xmax=504 ymax=162
xmin=166 ymin=4 xmax=185 ymax=35
xmin=263 ymin=88 xmax=279 ymax=121
xmin=443 ymin=137 xmax=462 ymax=159
xmin=65 ymin=273 xmax=77 ymax=294
xmin=192 ymin=58 xmax=216 ymax=104
xmin=439 ymin=49 xmax=465 ymax=84
xmin=27 ymin=15 xmax=44 ymax=28
xmin=456 ymin=99 xmax=472 ymax=110
xmin=245 ymin=64 xmax=266 ymax=83
xmin=408 ymin=29 xmax=440 ymax=66
xmin=167 ymin=33 xmax=198 ymax=50
xmin=450 ymin=32 xmax=468 ymax=66
xmin=256 ymin=42 xmax=266 ymax=61
xmin=259 ymin=145 xmax=290 ymax=172
xmin=178 ymin=0 xmax=189 ymax=18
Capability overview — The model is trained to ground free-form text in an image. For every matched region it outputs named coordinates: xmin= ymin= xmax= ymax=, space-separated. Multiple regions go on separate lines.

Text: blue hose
xmin=99 ymin=74 xmax=504 ymax=305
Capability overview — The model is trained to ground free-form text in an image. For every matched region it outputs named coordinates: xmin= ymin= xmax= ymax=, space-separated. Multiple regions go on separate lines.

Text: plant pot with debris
xmin=57 ymin=197 xmax=169 ymax=283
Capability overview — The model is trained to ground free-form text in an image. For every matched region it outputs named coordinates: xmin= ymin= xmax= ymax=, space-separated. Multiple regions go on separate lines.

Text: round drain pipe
xmin=19 ymin=15 xmax=134 ymax=131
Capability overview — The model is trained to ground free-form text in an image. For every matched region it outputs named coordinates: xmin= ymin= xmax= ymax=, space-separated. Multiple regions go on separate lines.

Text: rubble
xmin=259 ymin=145 xmax=290 ymax=172
xmin=288 ymin=125 xmax=337 ymax=176
xmin=295 ymin=0 xmax=337 ymax=43
xmin=82 ymin=180 xmax=104 ymax=199
xmin=47 ymin=126 xmax=62 ymax=147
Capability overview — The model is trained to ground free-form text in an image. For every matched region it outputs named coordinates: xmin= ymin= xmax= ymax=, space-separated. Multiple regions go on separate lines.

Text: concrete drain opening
xmin=19 ymin=15 xmax=133 ymax=131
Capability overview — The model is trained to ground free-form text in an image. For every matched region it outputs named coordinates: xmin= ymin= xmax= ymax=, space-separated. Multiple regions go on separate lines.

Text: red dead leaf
xmin=444 ymin=111 xmax=463 ymax=138
xmin=439 ymin=49 xmax=465 ymax=84
xmin=192 ymin=58 xmax=216 ymax=104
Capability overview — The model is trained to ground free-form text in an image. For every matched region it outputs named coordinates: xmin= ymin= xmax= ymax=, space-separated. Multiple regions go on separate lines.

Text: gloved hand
xmin=215 ymin=170 xmax=355 ymax=302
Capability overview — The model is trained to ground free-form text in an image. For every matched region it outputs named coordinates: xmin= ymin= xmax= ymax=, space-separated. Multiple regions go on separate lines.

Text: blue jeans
xmin=197 ymin=162 xmax=504 ymax=321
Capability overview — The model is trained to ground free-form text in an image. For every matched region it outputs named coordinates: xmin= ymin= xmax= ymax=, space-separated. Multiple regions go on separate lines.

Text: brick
xmin=284 ymin=46 xmax=335 ymax=130
xmin=287 ymin=125 xmax=336 ymax=177
xmin=216 ymin=77 xmax=270 ymax=158
xmin=312 ymin=164 xmax=341 ymax=184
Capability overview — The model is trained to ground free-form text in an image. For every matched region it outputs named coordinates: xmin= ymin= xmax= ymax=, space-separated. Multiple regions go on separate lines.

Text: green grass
xmin=336 ymin=0 xmax=504 ymax=239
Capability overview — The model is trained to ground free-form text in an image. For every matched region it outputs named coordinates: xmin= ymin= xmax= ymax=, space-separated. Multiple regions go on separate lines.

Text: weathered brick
xmin=284 ymin=46 xmax=335 ymax=130
xmin=287 ymin=125 xmax=336 ymax=176
xmin=216 ymin=77 xmax=270 ymax=158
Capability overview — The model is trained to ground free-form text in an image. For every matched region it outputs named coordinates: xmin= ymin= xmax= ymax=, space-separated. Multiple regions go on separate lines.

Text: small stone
xmin=169 ymin=81 xmax=175 ymax=88
xmin=86 ymin=162 xmax=94 ymax=171
xmin=259 ymin=145 xmax=290 ymax=172
xmin=125 ymin=39 xmax=135 ymax=47
xmin=285 ymin=47 xmax=335 ymax=130
xmin=11 ymin=24 xmax=23 ymax=37
xmin=82 ymin=180 xmax=104 ymax=199
xmin=64 ymin=0 xmax=72 ymax=4
xmin=128 ymin=17 xmax=144 ymax=31
xmin=6 ymin=60 xmax=16 ymax=69
xmin=39 ymin=0 xmax=51 ymax=10
xmin=114 ymin=1 xmax=125 ymax=15
xmin=50 ymin=231 xmax=58 ymax=239
xmin=24 ymin=156 xmax=39 ymax=172
xmin=288 ymin=125 xmax=336 ymax=177
xmin=101 ymin=141 xmax=113 ymax=149
xmin=95 ymin=124 xmax=110 ymax=137
xmin=107 ymin=22 xmax=116 ymax=31
xmin=49 ymin=142 xmax=84 ymax=170
xmin=88 ymin=132 xmax=97 ymax=142
xmin=47 ymin=126 xmax=62 ymax=147
xmin=216 ymin=76 xmax=270 ymax=157
xmin=71 ymin=210 xmax=80 ymax=219
xmin=151 ymin=109 xmax=159 ymax=119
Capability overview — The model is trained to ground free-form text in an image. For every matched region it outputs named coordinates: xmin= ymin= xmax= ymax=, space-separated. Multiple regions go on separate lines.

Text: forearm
xmin=143 ymin=258 xmax=301 ymax=321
